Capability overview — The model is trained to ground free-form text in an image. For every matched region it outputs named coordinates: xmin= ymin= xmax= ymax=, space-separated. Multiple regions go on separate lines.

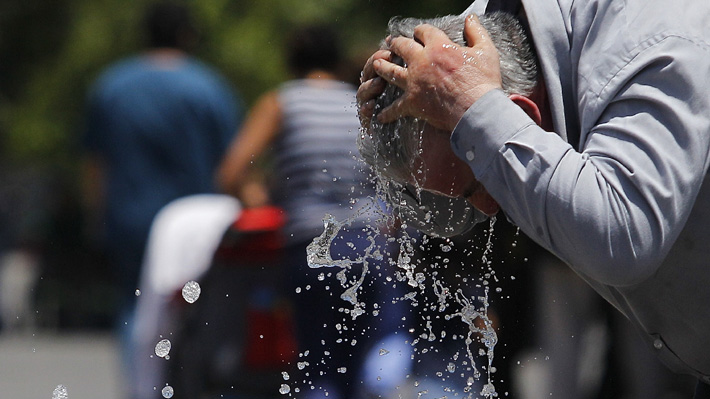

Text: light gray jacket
xmin=455 ymin=0 xmax=710 ymax=380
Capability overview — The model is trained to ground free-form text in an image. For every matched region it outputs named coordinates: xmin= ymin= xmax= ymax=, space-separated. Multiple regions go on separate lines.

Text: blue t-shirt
xmin=84 ymin=54 xmax=242 ymax=257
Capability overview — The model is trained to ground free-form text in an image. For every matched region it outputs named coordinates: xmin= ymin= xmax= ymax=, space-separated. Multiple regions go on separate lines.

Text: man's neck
xmin=144 ymin=48 xmax=187 ymax=68
xmin=304 ymin=70 xmax=337 ymax=80
xmin=530 ymin=78 xmax=554 ymax=132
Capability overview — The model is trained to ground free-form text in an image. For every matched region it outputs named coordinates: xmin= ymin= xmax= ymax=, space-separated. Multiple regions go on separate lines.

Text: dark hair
xmin=143 ymin=1 xmax=197 ymax=51
xmin=285 ymin=25 xmax=343 ymax=78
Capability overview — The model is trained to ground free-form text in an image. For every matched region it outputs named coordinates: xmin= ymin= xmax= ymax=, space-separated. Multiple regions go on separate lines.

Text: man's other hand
xmin=357 ymin=49 xmax=392 ymax=129
xmin=372 ymin=15 xmax=503 ymax=132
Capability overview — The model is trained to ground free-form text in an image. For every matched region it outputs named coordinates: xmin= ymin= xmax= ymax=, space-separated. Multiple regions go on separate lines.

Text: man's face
xmin=411 ymin=124 xmax=499 ymax=215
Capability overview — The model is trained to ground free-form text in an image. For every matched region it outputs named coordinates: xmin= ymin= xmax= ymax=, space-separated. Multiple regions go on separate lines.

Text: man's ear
xmin=509 ymin=94 xmax=542 ymax=126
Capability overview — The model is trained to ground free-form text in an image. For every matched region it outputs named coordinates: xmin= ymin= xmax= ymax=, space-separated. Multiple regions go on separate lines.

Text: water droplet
xmin=337 ymin=367 xmax=347 ymax=373
xmin=155 ymin=339 xmax=171 ymax=358
xmin=135 ymin=289 xmax=141 ymax=296
xmin=161 ymin=385 xmax=174 ymax=398
xmin=182 ymin=281 xmax=201 ymax=303
xmin=279 ymin=384 xmax=291 ymax=394
xmin=282 ymin=371 xmax=290 ymax=381
xmin=52 ymin=385 xmax=68 ymax=399
xmin=379 ymin=348 xmax=390 ymax=356
xmin=481 ymin=382 xmax=497 ymax=397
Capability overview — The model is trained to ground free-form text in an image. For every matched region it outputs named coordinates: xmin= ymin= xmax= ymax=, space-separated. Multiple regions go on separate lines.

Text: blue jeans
xmin=286 ymin=227 xmax=410 ymax=399
xmin=695 ymin=381 xmax=710 ymax=399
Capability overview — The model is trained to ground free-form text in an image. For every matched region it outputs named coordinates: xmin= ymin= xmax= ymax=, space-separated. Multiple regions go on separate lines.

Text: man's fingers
xmin=376 ymin=97 xmax=406 ymax=124
xmin=413 ymin=23 xmax=455 ymax=47
xmin=386 ymin=36 xmax=422 ymax=62
xmin=361 ymin=50 xmax=392 ymax=83
xmin=358 ymin=100 xmax=376 ymax=127
xmin=464 ymin=14 xmax=492 ymax=48
xmin=356 ymin=77 xmax=385 ymax=106
xmin=357 ymin=77 xmax=385 ymax=128
xmin=373 ymin=58 xmax=408 ymax=89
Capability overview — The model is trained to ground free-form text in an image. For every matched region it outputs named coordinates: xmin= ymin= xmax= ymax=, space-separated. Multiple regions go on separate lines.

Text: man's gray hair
xmin=358 ymin=11 xmax=539 ymax=184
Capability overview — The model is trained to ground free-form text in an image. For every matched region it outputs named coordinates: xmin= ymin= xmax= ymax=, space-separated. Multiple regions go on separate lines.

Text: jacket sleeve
xmin=451 ymin=36 xmax=710 ymax=286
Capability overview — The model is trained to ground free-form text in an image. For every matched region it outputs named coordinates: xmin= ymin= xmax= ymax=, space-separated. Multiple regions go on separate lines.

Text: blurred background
xmin=0 ymin=1 xmax=473 ymax=398
xmin=0 ymin=1 xmax=698 ymax=399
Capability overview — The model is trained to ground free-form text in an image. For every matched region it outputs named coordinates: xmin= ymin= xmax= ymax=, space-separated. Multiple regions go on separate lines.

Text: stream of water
xmin=305 ymin=194 xmax=502 ymax=398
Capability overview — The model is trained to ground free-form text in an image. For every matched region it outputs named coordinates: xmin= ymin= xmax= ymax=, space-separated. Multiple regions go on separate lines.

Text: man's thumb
xmin=464 ymin=14 xmax=487 ymax=47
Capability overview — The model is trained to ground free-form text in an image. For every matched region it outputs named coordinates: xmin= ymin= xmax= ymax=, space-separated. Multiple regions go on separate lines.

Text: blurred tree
xmin=0 ymin=0 xmax=475 ymax=331
xmin=0 ymin=0 xmax=472 ymax=167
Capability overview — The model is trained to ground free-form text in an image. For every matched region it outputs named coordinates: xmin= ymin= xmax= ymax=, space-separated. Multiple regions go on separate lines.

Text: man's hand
xmin=367 ymin=15 xmax=503 ymax=132
xmin=357 ymin=49 xmax=391 ymax=128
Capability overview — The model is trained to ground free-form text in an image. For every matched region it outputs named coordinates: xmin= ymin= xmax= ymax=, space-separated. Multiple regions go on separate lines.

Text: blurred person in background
xmin=81 ymin=0 xmax=243 ymax=393
xmin=217 ymin=24 xmax=410 ymax=399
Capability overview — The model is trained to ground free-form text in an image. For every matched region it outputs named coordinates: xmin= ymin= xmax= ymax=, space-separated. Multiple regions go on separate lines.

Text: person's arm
xmin=359 ymin=16 xmax=710 ymax=286
xmin=81 ymin=85 xmax=109 ymax=241
xmin=452 ymin=36 xmax=710 ymax=287
xmin=81 ymin=154 xmax=105 ymax=234
xmin=215 ymin=91 xmax=282 ymax=199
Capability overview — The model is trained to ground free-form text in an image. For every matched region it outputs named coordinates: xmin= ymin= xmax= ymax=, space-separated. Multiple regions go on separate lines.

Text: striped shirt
xmin=273 ymin=79 xmax=376 ymax=244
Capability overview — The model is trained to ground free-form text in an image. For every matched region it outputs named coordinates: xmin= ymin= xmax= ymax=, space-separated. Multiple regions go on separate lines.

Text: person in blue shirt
xmin=82 ymin=0 xmax=242 ymax=382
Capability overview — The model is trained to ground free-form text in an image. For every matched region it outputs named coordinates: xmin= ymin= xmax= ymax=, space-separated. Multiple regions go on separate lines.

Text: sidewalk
xmin=0 ymin=332 xmax=124 ymax=399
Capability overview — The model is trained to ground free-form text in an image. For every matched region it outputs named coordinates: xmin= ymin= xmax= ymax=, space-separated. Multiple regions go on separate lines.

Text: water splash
xmin=155 ymin=339 xmax=171 ymax=358
xmin=306 ymin=208 xmax=501 ymax=397
xmin=279 ymin=384 xmax=291 ymax=395
xmin=306 ymin=214 xmax=353 ymax=269
xmin=181 ymin=280 xmax=201 ymax=303
xmin=52 ymin=385 xmax=68 ymax=399
xmin=161 ymin=385 xmax=174 ymax=398
xmin=306 ymin=205 xmax=384 ymax=319
xmin=297 ymin=112 xmax=505 ymax=398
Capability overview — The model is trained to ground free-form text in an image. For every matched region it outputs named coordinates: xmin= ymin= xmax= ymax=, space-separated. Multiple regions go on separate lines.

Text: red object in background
xmin=217 ymin=205 xmax=298 ymax=369
xmin=243 ymin=303 xmax=298 ymax=369
xmin=233 ymin=206 xmax=286 ymax=232
xmin=214 ymin=206 xmax=286 ymax=263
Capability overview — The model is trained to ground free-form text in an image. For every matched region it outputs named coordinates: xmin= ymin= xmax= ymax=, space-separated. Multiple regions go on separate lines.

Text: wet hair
xmin=358 ymin=11 xmax=539 ymax=184
xmin=143 ymin=1 xmax=197 ymax=51
xmin=286 ymin=24 xmax=343 ymax=78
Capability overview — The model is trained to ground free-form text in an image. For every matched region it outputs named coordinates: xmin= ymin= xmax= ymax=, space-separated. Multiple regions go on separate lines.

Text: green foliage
xmin=0 ymin=0 xmax=472 ymax=167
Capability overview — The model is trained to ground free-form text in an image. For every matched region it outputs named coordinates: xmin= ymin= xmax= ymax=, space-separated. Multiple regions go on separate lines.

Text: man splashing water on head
xmin=354 ymin=12 xmax=540 ymax=398
xmin=358 ymin=12 xmax=539 ymax=238
xmin=359 ymin=0 xmax=710 ymax=398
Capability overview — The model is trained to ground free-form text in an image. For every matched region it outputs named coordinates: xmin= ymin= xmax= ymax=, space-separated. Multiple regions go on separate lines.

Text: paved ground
xmin=0 ymin=332 xmax=124 ymax=399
